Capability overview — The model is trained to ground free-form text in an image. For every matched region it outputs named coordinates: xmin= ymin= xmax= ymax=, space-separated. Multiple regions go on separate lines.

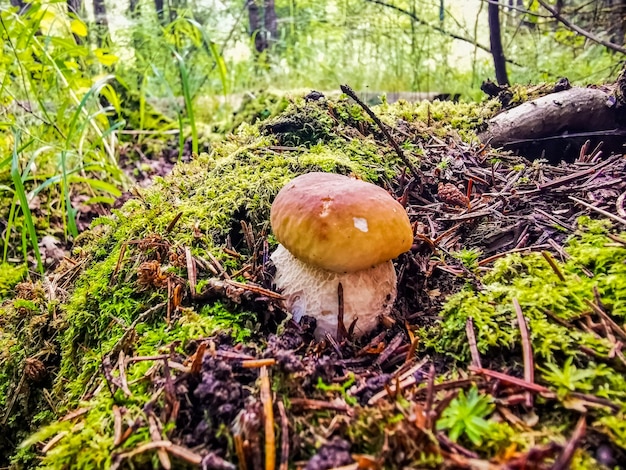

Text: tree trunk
xmin=10 ymin=0 xmax=29 ymax=14
xmin=154 ymin=0 xmax=165 ymax=24
xmin=608 ymin=0 xmax=626 ymax=45
xmin=129 ymin=0 xmax=140 ymax=13
xmin=67 ymin=0 xmax=82 ymax=15
xmin=67 ymin=0 xmax=84 ymax=44
xmin=248 ymin=0 xmax=268 ymax=54
xmin=488 ymin=0 xmax=509 ymax=85
xmin=92 ymin=0 xmax=109 ymax=46
xmin=264 ymin=0 xmax=277 ymax=47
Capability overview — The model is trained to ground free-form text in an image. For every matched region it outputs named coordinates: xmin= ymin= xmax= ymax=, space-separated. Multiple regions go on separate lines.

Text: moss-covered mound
xmin=2 ymin=94 xmax=626 ymax=469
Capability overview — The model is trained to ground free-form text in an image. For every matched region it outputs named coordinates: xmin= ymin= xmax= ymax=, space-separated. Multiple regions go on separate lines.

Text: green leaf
xmin=10 ymin=130 xmax=43 ymax=273
xmin=94 ymin=48 xmax=119 ymax=67
xmin=70 ymin=19 xmax=88 ymax=37
xmin=69 ymin=176 xmax=121 ymax=197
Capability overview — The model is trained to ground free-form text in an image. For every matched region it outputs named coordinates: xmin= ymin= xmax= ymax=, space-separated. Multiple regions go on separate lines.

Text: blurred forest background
xmin=0 ymin=0 xmax=625 ymax=271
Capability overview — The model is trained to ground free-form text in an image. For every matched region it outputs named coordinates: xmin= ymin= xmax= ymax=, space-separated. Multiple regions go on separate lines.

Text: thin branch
xmin=536 ymin=0 xmax=626 ymax=55
xmin=569 ymin=196 xmax=626 ymax=226
xmin=364 ymin=0 xmax=525 ymax=68
xmin=552 ymin=416 xmax=586 ymax=470
xmin=513 ymin=298 xmax=534 ymax=408
xmin=465 ymin=317 xmax=482 ymax=369
xmin=340 ymin=83 xmax=422 ymax=181
xmin=482 ymin=0 xmax=552 ymax=18
xmin=260 ymin=366 xmax=275 ymax=470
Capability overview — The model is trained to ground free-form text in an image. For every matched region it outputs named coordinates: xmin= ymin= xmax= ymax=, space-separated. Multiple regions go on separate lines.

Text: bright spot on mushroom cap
xmin=270 ymin=172 xmax=413 ymax=273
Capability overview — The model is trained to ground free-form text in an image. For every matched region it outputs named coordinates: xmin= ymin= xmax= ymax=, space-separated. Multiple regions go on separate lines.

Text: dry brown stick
xmin=552 ymin=416 xmax=587 ymax=470
xmin=113 ymin=405 xmax=123 ymax=447
xmin=207 ymin=250 xmax=230 ymax=279
xmin=513 ymin=298 xmax=534 ymax=408
xmin=109 ymin=242 xmax=128 ymax=286
xmin=234 ymin=435 xmax=248 ymax=470
xmin=478 ymin=244 xmax=550 ymax=266
xmin=289 ymin=398 xmax=351 ymax=412
xmin=41 ymin=432 xmax=68 ymax=454
xmin=607 ymin=232 xmax=626 ymax=246
xmin=413 ymin=378 xmax=477 ymax=397
xmin=277 ymin=400 xmax=289 ymax=470
xmin=165 ymin=212 xmax=183 ymax=233
xmin=242 ymin=358 xmax=276 ymax=368
xmin=260 ymin=366 xmax=275 ymax=470
xmin=535 ymin=209 xmax=575 ymax=232
xmin=617 ymin=192 xmax=626 ymax=219
xmin=569 ymin=196 xmax=626 ymax=226
xmin=374 ymin=333 xmax=404 ymax=366
xmin=405 ymin=335 xmax=419 ymax=364
xmin=185 ymin=247 xmax=197 ymax=298
xmin=465 ymin=317 xmax=482 ymax=369
xmin=112 ymin=440 xmax=202 ymax=468
xmin=224 ymin=279 xmax=285 ymax=299
xmin=470 ymin=367 xmax=552 ymax=395
xmin=584 ymin=298 xmax=626 ymax=342
xmin=118 ymin=351 xmax=132 ymax=397
xmin=337 ymin=282 xmax=347 ymax=341
xmin=166 ymin=277 xmax=172 ymax=326
xmin=424 ymin=364 xmax=436 ymax=429
xmin=1 ymin=368 xmax=27 ymax=425
xmin=537 ymin=166 xmax=598 ymax=190
xmin=340 ymin=83 xmax=421 ymax=181
xmin=147 ymin=413 xmax=171 ymax=469
xmin=542 ymin=251 xmax=566 ymax=282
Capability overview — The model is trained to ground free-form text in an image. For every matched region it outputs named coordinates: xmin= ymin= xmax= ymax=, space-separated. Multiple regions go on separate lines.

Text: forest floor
xmin=1 ymin=89 xmax=626 ymax=469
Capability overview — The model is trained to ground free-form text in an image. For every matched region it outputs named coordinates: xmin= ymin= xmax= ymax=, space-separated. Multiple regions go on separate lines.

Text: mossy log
xmin=479 ymin=87 xmax=626 ymax=160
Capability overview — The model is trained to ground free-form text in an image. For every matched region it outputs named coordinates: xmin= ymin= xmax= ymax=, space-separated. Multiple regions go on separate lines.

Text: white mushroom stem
xmin=271 ymin=244 xmax=397 ymax=340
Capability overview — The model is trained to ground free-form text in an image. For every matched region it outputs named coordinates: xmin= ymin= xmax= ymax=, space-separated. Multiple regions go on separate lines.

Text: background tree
xmin=247 ymin=0 xmax=277 ymax=55
xmin=488 ymin=0 xmax=508 ymax=85
xmin=92 ymin=0 xmax=109 ymax=46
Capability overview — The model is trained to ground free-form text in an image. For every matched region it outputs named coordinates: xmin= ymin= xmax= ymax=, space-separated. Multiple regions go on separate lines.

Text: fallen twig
xmin=260 ymin=366 xmax=275 ymax=470
xmin=569 ymin=196 xmax=626 ymax=226
xmin=465 ymin=317 xmax=482 ymax=369
xmin=552 ymin=416 xmax=586 ymax=470
xmin=513 ymin=298 xmax=534 ymax=408
xmin=340 ymin=83 xmax=421 ymax=181
xmin=277 ymin=400 xmax=289 ymax=470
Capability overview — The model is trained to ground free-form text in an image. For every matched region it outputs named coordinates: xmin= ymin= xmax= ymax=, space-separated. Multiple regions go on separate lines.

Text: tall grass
xmin=0 ymin=2 xmax=124 ymax=266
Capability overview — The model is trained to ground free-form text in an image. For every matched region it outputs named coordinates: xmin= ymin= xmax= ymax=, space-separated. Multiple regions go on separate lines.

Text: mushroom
xmin=270 ymin=172 xmax=413 ymax=339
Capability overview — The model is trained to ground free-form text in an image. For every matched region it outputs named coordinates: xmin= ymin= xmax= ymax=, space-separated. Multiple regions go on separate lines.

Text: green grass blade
xmin=187 ymin=18 xmax=229 ymax=96
xmin=151 ymin=65 xmax=185 ymax=160
xmin=10 ymin=130 xmax=43 ymax=273
xmin=171 ymin=49 xmax=198 ymax=155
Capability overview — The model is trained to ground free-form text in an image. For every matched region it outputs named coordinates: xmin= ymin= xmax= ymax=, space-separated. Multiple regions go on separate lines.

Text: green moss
xmin=422 ymin=217 xmax=626 ymax=463
xmin=3 ymin=96 xmax=412 ymax=466
xmin=377 ymin=98 xmax=499 ymax=141
xmin=0 ymin=263 xmax=27 ymax=300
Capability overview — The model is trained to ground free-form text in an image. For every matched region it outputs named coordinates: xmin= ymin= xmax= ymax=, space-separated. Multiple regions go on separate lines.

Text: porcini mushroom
xmin=270 ymin=172 xmax=413 ymax=339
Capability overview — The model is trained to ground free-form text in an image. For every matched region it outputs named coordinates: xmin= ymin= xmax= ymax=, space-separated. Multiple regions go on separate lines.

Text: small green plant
xmin=436 ymin=385 xmax=495 ymax=446
xmin=540 ymin=357 xmax=598 ymax=398
xmin=436 ymin=156 xmax=450 ymax=170
xmin=316 ymin=373 xmax=357 ymax=406
xmin=451 ymin=247 xmax=482 ymax=271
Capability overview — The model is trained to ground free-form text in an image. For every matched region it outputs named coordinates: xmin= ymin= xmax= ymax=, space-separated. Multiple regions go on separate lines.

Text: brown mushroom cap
xmin=270 ymin=172 xmax=413 ymax=273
